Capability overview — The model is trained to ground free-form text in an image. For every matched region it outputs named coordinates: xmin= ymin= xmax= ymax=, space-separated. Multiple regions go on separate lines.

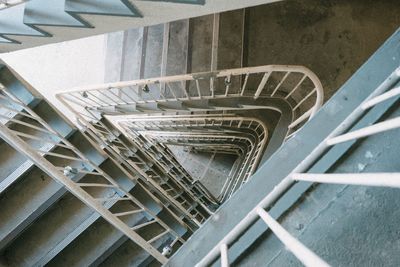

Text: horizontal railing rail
xmin=57 ymin=65 xmax=323 ymax=138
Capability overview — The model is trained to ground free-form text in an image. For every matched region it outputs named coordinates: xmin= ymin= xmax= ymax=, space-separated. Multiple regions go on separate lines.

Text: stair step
xmin=44 ymin=207 xmax=147 ymax=267
xmin=3 ymin=193 xmax=99 ymax=267
xmin=98 ymin=226 xmax=171 ymax=267
xmin=0 ymin=131 xmax=107 ymax=251
xmin=122 ymin=28 xmax=145 ymax=81
xmin=64 ymin=0 xmax=141 ymax=18
xmin=143 ymin=24 xmax=164 ymax=79
xmin=0 ymin=99 xmax=75 ymax=194
xmin=188 ymin=14 xmax=213 ymax=73
xmin=104 ymin=31 xmax=125 ymax=83
xmin=166 ymin=19 xmax=190 ymax=76
xmin=0 ymin=4 xmax=44 ymax=44
xmin=24 ymin=0 xmax=85 ymax=28
xmin=1 ymin=157 xmax=175 ymax=266
xmin=217 ymin=9 xmax=245 ymax=70
xmin=214 ymin=9 xmax=246 ymax=95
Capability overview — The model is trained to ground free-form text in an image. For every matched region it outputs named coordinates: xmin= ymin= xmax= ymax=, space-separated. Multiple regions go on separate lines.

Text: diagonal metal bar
xmin=0 ymin=123 xmax=168 ymax=264
xmin=256 ymin=207 xmax=330 ymax=267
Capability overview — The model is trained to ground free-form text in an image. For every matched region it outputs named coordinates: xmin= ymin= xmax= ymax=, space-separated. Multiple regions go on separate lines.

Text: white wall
xmin=0 ymin=34 xmax=106 ymax=122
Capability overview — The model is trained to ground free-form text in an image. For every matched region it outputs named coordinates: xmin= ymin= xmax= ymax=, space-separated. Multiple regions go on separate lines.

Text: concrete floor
xmin=236 ymin=107 xmax=400 ymax=267
xmin=168 ymin=145 xmax=237 ymax=198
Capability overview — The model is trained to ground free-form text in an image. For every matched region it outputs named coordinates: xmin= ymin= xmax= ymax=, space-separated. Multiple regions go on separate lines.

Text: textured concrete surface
xmin=236 ymin=107 xmax=400 ymax=267
xmin=143 ymin=24 xmax=164 ymax=79
xmin=245 ymin=0 xmax=400 ymax=100
xmin=169 ymin=145 xmax=237 ymax=198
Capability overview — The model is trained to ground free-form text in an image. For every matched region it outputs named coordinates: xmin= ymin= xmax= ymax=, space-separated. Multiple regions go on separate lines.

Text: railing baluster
xmin=271 ymin=71 xmax=290 ymax=97
xmin=292 ymin=173 xmax=400 ymax=188
xmin=361 ymin=86 xmax=400 ymax=110
xmin=220 ymin=243 xmax=229 ymax=267
xmin=240 ymin=73 xmax=249 ymax=96
xmin=285 ymin=74 xmax=306 ymax=99
xmin=256 ymin=207 xmax=330 ymax=267
xmin=327 ymin=116 xmax=400 ymax=145
xmin=254 ymin=72 xmax=271 ymax=99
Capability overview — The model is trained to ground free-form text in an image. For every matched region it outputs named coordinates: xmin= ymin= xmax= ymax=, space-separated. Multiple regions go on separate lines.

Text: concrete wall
xmin=0 ymin=0 xmax=283 ymax=52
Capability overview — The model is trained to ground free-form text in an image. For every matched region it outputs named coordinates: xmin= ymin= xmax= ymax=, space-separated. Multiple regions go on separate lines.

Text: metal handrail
xmin=78 ymin=116 xmax=215 ymax=226
xmin=119 ymin=114 xmax=268 ymax=201
xmin=194 ymin=67 xmax=400 ymax=267
xmin=80 ymin=122 xmax=211 ymax=229
xmin=56 ymin=65 xmax=323 ymax=208
xmin=0 ymin=88 xmax=186 ymax=264
xmin=57 ymin=65 xmax=323 ymax=135
xmin=79 ymin=113 xmax=219 ymax=212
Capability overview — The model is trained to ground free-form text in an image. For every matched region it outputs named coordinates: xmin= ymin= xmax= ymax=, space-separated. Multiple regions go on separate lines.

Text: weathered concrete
xmin=143 ymin=24 xmax=164 ymax=79
xmin=169 ymin=145 xmax=237 ymax=197
xmin=236 ymin=107 xmax=400 ymax=266
xmin=245 ymin=0 xmax=400 ymax=100
xmin=166 ymin=20 xmax=189 ymax=76
xmin=188 ymin=14 xmax=213 ymax=73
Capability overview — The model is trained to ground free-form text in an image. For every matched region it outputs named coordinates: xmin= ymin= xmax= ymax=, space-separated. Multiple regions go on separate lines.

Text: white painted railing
xmin=118 ymin=114 xmax=268 ymax=201
xmin=0 ymin=87 xmax=188 ymax=265
xmin=56 ymin=65 xmax=324 ymax=207
xmin=57 ymin=65 xmax=323 ymax=138
xmin=194 ymin=67 xmax=400 ymax=267
xmin=78 ymin=115 xmax=216 ymax=227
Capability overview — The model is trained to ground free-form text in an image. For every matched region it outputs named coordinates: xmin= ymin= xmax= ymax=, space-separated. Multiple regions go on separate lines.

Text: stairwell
xmin=0 ymin=0 xmax=400 ymax=267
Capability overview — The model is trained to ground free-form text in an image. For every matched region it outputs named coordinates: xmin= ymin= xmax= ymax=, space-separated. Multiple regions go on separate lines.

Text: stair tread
xmin=0 ymin=5 xmax=43 ymax=37
xmin=24 ymin=0 xmax=85 ymax=27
